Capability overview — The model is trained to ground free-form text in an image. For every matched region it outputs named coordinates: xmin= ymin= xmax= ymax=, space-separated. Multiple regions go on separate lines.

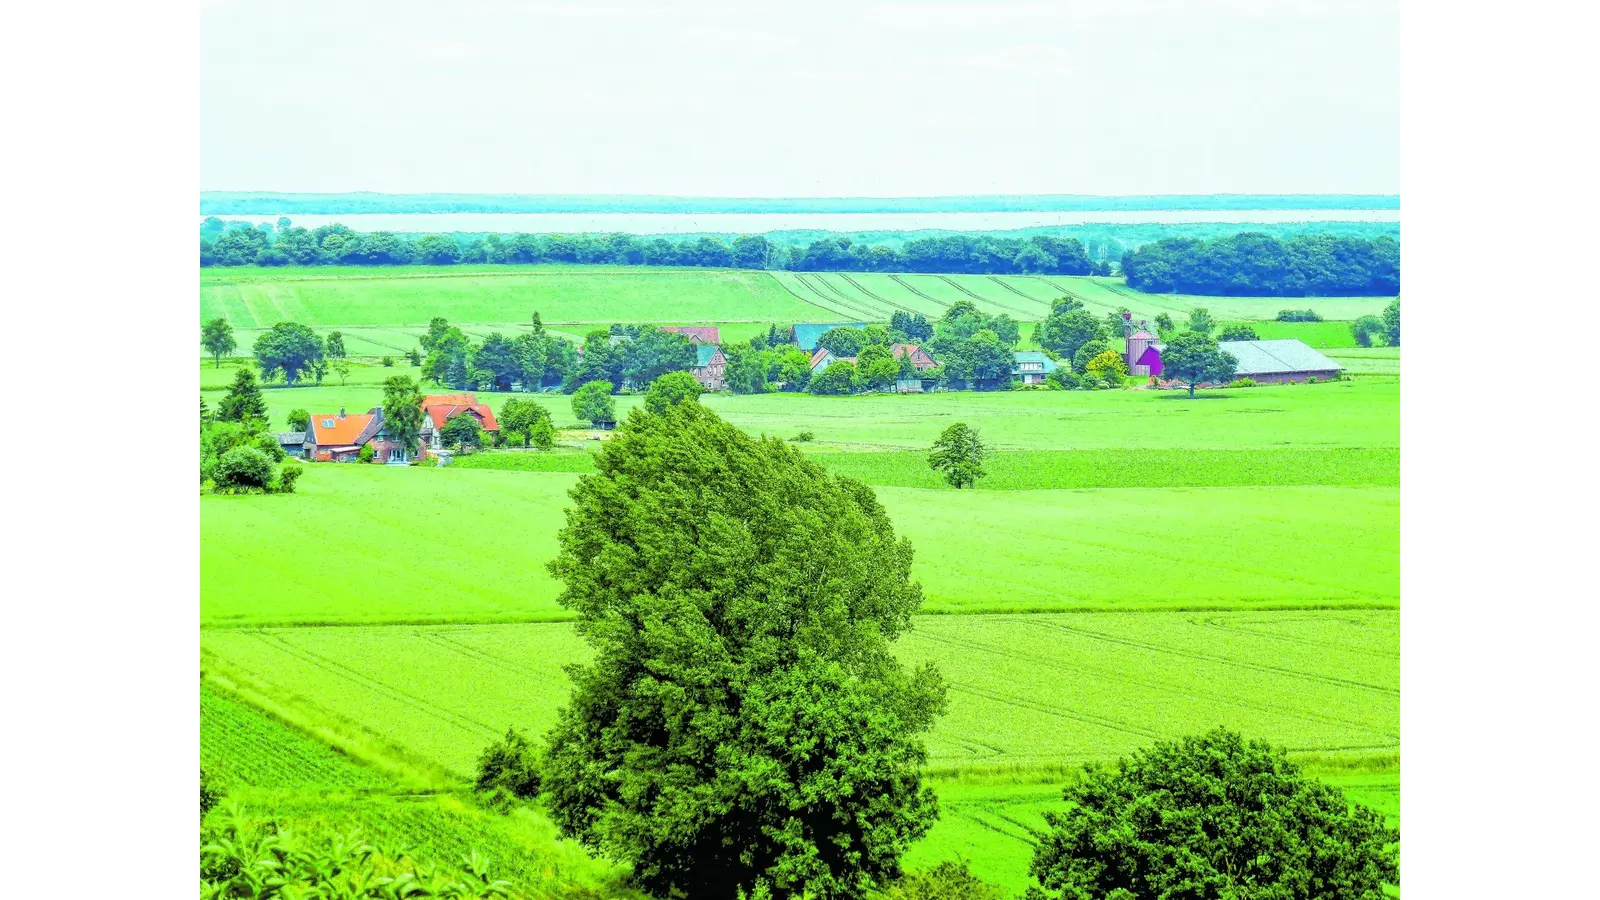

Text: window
xmin=322 ymin=419 xmax=336 ymax=428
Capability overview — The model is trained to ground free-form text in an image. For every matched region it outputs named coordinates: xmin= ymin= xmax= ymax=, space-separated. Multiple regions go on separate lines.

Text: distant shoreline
xmin=200 ymin=192 xmax=1401 ymax=216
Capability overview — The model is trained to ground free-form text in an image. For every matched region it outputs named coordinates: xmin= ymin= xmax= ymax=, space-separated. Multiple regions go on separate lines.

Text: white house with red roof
xmin=420 ymin=393 xmax=499 ymax=451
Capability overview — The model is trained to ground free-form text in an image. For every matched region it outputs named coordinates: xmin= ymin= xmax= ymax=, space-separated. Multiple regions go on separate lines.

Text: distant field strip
xmin=200 ymin=611 xmax=1397 ymax=781
xmin=452 ymin=447 xmax=1400 ymax=490
xmin=203 ymin=467 xmax=1397 ymax=627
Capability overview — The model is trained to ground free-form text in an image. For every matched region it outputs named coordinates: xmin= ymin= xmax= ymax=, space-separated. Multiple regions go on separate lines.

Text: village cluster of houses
xmin=276 ymin=393 xmax=499 ymax=464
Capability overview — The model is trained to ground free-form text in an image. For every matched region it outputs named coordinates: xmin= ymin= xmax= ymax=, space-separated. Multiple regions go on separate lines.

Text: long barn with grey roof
xmin=1215 ymin=339 xmax=1344 ymax=383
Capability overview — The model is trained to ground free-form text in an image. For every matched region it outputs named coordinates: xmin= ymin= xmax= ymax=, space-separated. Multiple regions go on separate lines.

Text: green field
xmin=202 ymin=610 xmax=1397 ymax=781
xmin=201 ymin=266 xmax=1396 ymax=340
xmin=208 ymin=375 xmax=1399 ymax=452
xmin=202 ymin=465 xmax=1397 ymax=627
xmin=1327 ymin=346 xmax=1402 ymax=375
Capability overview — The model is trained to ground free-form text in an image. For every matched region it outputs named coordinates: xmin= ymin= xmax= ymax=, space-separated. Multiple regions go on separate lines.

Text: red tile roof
xmin=891 ymin=343 xmax=938 ymax=370
xmin=423 ymin=394 xmax=499 ymax=431
xmin=661 ymin=326 xmax=722 ymax=344
xmin=308 ymin=411 xmax=375 ymax=447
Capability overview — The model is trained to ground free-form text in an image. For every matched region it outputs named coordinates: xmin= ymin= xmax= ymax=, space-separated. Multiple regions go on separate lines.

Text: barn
xmin=1216 ymin=339 xmax=1345 ymax=383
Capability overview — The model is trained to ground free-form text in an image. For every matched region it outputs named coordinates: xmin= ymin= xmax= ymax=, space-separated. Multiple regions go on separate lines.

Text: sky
xmin=201 ymin=0 xmax=1398 ymax=197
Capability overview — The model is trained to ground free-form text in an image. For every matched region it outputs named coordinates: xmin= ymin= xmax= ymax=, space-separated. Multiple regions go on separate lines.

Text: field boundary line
xmin=935 ymin=275 xmax=1034 ymax=318
xmin=837 ymin=273 xmax=922 ymax=315
xmin=765 ymin=272 xmax=864 ymax=320
xmin=793 ymin=273 xmax=882 ymax=320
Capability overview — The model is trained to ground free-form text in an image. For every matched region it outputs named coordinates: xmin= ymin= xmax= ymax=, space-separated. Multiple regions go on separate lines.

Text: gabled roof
xmin=890 ymin=343 xmax=937 ymax=369
xmin=1011 ymin=350 xmax=1059 ymax=373
xmin=308 ymin=411 xmax=375 ymax=447
xmin=693 ymin=344 xmax=724 ymax=367
xmin=792 ymin=322 xmax=869 ymax=351
xmin=275 ymin=431 xmax=307 ymax=445
xmin=422 ymin=394 xmax=499 ymax=431
xmin=662 ymin=326 xmax=722 ymax=345
xmin=1216 ymin=339 xmax=1344 ymax=376
xmin=1129 ymin=329 xmax=1158 ymax=341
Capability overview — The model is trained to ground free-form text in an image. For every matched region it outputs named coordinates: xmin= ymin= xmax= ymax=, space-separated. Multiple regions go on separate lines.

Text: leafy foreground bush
xmin=475 ymin=728 xmax=543 ymax=811
xmin=541 ymin=401 xmax=946 ymax=900
xmin=201 ymin=803 xmax=515 ymax=899
xmin=882 ymin=862 xmax=1002 ymax=900
xmin=1027 ymin=728 xmax=1399 ymax=900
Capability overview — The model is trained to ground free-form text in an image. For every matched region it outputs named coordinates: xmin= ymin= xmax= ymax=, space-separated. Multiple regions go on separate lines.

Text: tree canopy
xmin=202 ymin=318 xmax=236 ymax=368
xmin=216 ymin=367 xmax=267 ymax=424
xmin=1028 ymin=729 xmax=1398 ymax=900
xmin=1123 ymin=233 xmax=1400 ymax=296
xmin=928 ymin=422 xmax=988 ymax=489
xmin=1033 ymin=297 xmax=1106 ymax=361
xmin=381 ymin=375 xmax=425 ymax=452
xmin=253 ymin=322 xmax=325 ymax=386
xmin=1160 ymin=331 xmax=1239 ymax=397
xmin=642 ymin=371 xmax=704 ymax=413
xmin=499 ymin=398 xmax=555 ymax=449
xmin=541 ymin=402 xmax=945 ymax=900
xmin=571 ymin=380 xmax=617 ymax=427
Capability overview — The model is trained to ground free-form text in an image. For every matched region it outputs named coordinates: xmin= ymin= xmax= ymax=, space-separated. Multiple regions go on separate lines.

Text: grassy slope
xmin=210 ymin=377 xmax=1399 ymax=452
xmin=202 ymin=466 xmax=1397 ymax=626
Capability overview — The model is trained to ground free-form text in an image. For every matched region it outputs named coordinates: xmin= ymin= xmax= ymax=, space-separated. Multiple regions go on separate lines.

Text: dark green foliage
xmin=570 ymin=380 xmax=616 ymax=427
xmin=200 ymin=768 xmax=223 ymax=821
xmin=791 ymin=431 xmax=815 ymax=442
xmin=325 ymin=331 xmax=346 ymax=359
xmin=1349 ymin=316 xmax=1384 ymax=347
xmin=440 ymin=412 xmax=483 ymax=448
xmin=382 ymin=376 xmax=425 ymax=452
xmin=890 ymin=310 xmax=934 ymax=342
xmin=723 ymin=346 xmax=771 ymax=394
xmin=357 ymin=443 xmax=376 ymax=464
xmin=1382 ymin=298 xmax=1400 ymax=347
xmin=1027 ymin=729 xmax=1399 ymax=900
xmin=1186 ymin=307 xmax=1216 ymax=335
xmin=286 ymin=409 xmax=309 ymax=432
xmin=213 ymin=446 xmax=275 ymax=491
xmin=473 ymin=333 xmax=522 ymax=391
xmin=884 ymin=862 xmax=1003 ymax=900
xmin=621 ymin=328 xmax=696 ymax=386
xmin=1070 ymin=340 xmax=1111 ymax=375
xmin=818 ymin=326 xmax=867 ymax=357
xmin=475 ymin=728 xmax=543 ymax=809
xmin=1033 ymin=297 xmax=1106 ymax=360
xmin=1219 ymin=324 xmax=1259 ymax=342
xmin=499 ymin=398 xmax=555 ymax=449
xmin=253 ymin=322 xmax=326 ymax=386
xmin=1045 ymin=368 xmax=1083 ymax=390
xmin=1153 ymin=312 xmax=1175 ymax=333
xmin=542 ymin=402 xmax=945 ymax=900
xmin=277 ymin=464 xmax=303 ymax=493
xmin=217 ymin=368 xmax=268 ymax=424
xmin=1160 ymin=331 xmax=1239 ymax=398
xmin=202 ymin=317 xmax=237 ymax=367
xmin=807 ymin=359 xmax=858 ymax=394
xmin=1124 ymin=233 xmax=1400 ymax=296
xmin=643 ymin=371 xmax=703 ymax=413
xmin=857 ymin=345 xmax=900 ymax=390
xmin=928 ymin=421 xmax=988 ymax=489
xmin=1276 ymin=309 xmax=1324 ymax=322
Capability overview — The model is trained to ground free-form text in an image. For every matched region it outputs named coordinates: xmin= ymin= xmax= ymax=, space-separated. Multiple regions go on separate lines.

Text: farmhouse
xmin=421 ymin=394 xmax=499 ymax=451
xmin=275 ymin=432 xmax=307 ymax=458
xmin=891 ymin=343 xmax=938 ymax=371
xmin=1011 ymin=350 xmax=1059 ymax=385
xmin=661 ymin=325 xmax=721 ymax=344
xmin=304 ymin=408 xmax=375 ymax=462
xmin=689 ymin=344 xmax=728 ymax=390
xmin=808 ymin=347 xmax=854 ymax=373
xmin=791 ymin=322 xmax=868 ymax=352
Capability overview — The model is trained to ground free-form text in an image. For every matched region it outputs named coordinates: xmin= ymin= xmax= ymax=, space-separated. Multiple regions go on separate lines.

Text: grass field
xmin=202 ymin=465 xmax=1396 ymax=626
xmin=210 ymin=376 xmax=1399 ymax=452
xmin=1327 ymin=347 xmax=1402 ymax=375
xmin=201 ymin=266 xmax=1396 ymax=338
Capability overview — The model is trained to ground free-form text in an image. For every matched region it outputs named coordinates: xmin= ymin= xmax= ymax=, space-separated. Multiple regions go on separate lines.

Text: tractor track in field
xmin=887 ymin=274 xmax=952 ymax=310
xmin=804 ymin=272 xmax=891 ymax=319
xmin=836 ymin=273 xmax=922 ymax=316
xmin=914 ymin=627 xmax=1389 ymax=738
xmin=1191 ymin=615 xmax=1401 ymax=660
xmin=934 ymin=275 xmax=1035 ymax=318
xmin=793 ymin=273 xmax=881 ymax=320
xmin=250 ymin=632 xmax=502 ymax=739
xmin=1018 ymin=618 xmax=1400 ymax=697
xmin=986 ymin=276 xmax=1053 ymax=311
xmin=766 ymin=273 xmax=865 ymax=320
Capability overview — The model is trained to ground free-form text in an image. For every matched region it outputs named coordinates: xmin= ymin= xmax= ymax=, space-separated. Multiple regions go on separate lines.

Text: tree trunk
xmin=1189 ymin=381 xmax=1196 ymax=398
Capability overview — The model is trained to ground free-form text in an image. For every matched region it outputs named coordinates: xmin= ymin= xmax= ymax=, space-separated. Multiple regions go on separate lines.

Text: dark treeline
xmin=1122 ymin=233 xmax=1400 ymax=296
xmin=201 ymin=219 xmax=1112 ymax=275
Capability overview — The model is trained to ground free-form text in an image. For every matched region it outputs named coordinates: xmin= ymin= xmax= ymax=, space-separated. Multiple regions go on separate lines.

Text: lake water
xmin=201 ymin=209 xmax=1401 ymax=235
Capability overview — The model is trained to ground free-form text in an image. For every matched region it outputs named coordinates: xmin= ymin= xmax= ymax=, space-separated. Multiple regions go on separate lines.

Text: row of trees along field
xmin=201 ymin=219 xmax=1114 ymax=275
xmin=1122 ymin=232 xmax=1400 ymax=296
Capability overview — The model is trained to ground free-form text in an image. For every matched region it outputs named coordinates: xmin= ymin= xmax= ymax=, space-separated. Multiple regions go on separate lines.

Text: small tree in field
xmin=202 ymin=318 xmax=236 ymax=368
xmin=1161 ymin=331 xmax=1238 ymax=398
xmin=928 ymin=422 xmax=988 ymax=489
xmin=1382 ymin=298 xmax=1400 ymax=346
xmin=1028 ymin=728 xmax=1398 ymax=900
xmin=217 ymin=368 xmax=267 ymax=424
xmin=286 ymin=409 xmax=310 ymax=432
xmin=441 ymin=412 xmax=483 ymax=448
xmin=1186 ymin=307 xmax=1216 ymax=335
xmin=571 ymin=380 xmax=616 ymax=428
xmin=1350 ymin=315 xmax=1384 ymax=347
xmin=541 ymin=402 xmax=945 ymax=900
xmin=1219 ymin=323 xmax=1259 ymax=342
xmin=500 ymin=397 xmax=555 ymax=448
xmin=643 ymin=371 xmax=703 ymax=414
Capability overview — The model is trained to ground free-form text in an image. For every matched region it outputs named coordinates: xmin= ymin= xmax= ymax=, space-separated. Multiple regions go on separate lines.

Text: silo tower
xmin=1124 ymin=314 xmax=1158 ymax=377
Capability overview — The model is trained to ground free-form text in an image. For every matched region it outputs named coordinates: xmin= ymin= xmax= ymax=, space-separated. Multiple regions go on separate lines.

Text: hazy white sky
xmin=201 ymin=0 xmax=1398 ymax=196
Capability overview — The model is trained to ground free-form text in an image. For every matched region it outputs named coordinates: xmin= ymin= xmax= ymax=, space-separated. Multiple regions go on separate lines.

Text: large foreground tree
xmin=1028 ymin=729 xmax=1399 ymax=900
xmin=541 ymin=402 xmax=946 ymax=900
xmin=1161 ymin=331 xmax=1239 ymax=397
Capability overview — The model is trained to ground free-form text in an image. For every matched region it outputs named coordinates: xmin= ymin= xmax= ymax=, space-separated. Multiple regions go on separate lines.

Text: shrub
xmin=475 ymin=728 xmax=543 ymax=810
xmin=1084 ymin=350 xmax=1129 ymax=383
xmin=643 ymin=371 xmax=703 ymax=414
xmin=381 ymin=355 xmax=395 ymax=367
xmin=441 ymin=412 xmax=483 ymax=448
xmin=884 ymin=862 xmax=1002 ymax=900
xmin=1071 ymin=339 xmax=1112 ymax=374
xmin=1227 ymin=377 xmax=1258 ymax=388
xmin=571 ymin=380 xmax=617 ymax=427
xmin=1275 ymin=309 xmax=1323 ymax=322
xmin=1307 ymin=376 xmax=1318 ymax=384
xmin=791 ymin=431 xmax=815 ymax=442
xmin=1219 ymin=324 xmax=1259 ymax=342
xmin=212 ymin=447 xmax=274 ymax=492
xmin=252 ymin=431 xmax=287 ymax=462
xmin=200 ymin=768 xmax=222 ymax=821
xmin=1045 ymin=368 xmax=1082 ymax=391
xmin=1350 ymin=315 xmax=1384 ymax=347
xmin=276 ymin=464 xmax=303 ymax=493
xmin=357 ymin=443 xmax=376 ymax=464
